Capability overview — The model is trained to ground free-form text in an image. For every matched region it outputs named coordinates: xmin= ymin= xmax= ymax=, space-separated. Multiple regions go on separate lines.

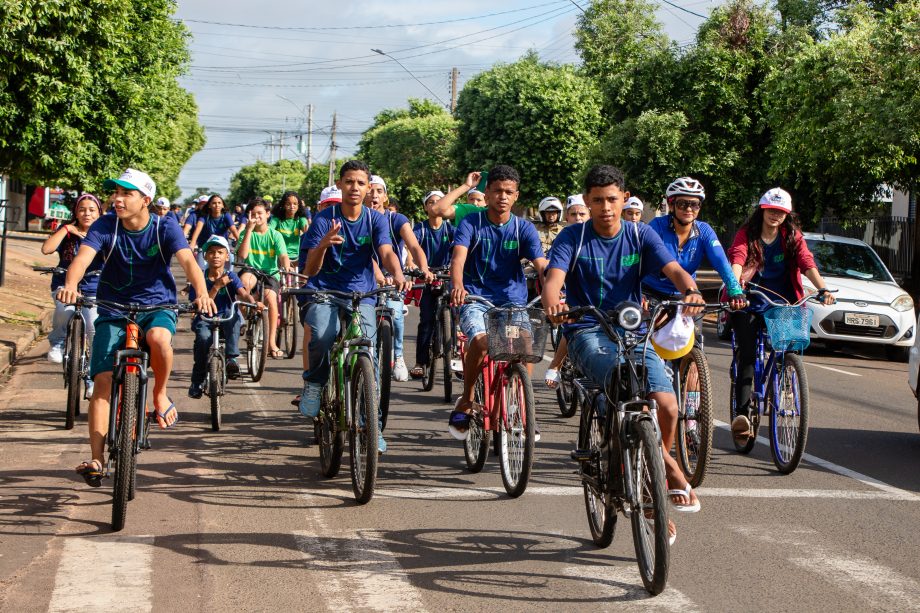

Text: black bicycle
xmin=415 ymin=266 xmax=455 ymax=403
xmin=200 ymin=301 xmax=258 ymax=431
xmin=235 ymin=264 xmax=272 ymax=382
xmin=374 ymin=286 xmax=397 ymax=430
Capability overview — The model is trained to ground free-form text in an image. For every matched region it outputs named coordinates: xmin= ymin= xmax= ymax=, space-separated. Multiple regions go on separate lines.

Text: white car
xmin=803 ymin=233 xmax=914 ymax=361
xmin=909 ymin=311 xmax=920 ymax=396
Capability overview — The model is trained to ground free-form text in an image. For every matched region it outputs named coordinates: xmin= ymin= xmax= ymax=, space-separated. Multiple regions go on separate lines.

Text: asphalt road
xmin=1 ymin=302 xmax=919 ymax=612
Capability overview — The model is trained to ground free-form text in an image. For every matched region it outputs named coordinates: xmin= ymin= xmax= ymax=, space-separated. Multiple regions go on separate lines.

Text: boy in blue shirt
xmin=58 ymin=168 xmax=216 ymax=487
xmin=448 ymin=165 xmax=548 ymax=439
xmin=188 ymin=235 xmax=264 ymax=398
xmin=541 ymin=165 xmax=706 ymax=535
xmin=297 ymin=160 xmax=410 ymax=453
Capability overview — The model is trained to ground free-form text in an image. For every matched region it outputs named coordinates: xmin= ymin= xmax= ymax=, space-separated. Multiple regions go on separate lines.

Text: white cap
xmin=651 ymin=308 xmax=695 ymax=360
xmin=369 ymin=175 xmax=387 ymax=192
xmin=198 ymin=194 xmax=209 ymax=203
xmin=103 ymin=168 xmax=156 ymax=200
xmin=318 ymin=186 xmax=342 ymax=204
xmin=154 ymin=197 xmax=171 ymax=208
xmin=202 ymin=235 xmax=231 ymax=252
xmin=565 ymin=194 xmax=585 ymax=209
xmin=423 ymin=190 xmax=445 ymax=205
xmin=758 ymin=187 xmax=793 ymax=213
xmin=467 ymin=188 xmax=484 ymax=196
xmin=624 ymin=196 xmax=644 ymax=211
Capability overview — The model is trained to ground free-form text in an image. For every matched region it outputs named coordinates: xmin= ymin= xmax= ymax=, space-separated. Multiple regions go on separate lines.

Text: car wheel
xmin=884 ymin=345 xmax=909 ymax=363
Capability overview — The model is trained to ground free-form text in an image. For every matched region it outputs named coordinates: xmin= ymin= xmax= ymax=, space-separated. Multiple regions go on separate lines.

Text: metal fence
xmin=814 ymin=217 xmax=914 ymax=279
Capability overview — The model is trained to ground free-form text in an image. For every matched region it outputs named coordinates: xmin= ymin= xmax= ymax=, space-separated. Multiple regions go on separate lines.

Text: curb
xmin=0 ymin=307 xmax=54 ymax=375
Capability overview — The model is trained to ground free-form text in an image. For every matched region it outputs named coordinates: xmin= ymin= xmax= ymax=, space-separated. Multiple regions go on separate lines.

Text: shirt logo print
xmin=503 ymin=240 xmax=519 ymax=251
xmin=356 ymin=235 xmax=370 ymax=246
xmin=621 ymin=253 xmax=639 ymax=267
xmin=774 ymin=253 xmax=785 ymax=263
xmin=147 ymin=244 xmax=160 ymax=257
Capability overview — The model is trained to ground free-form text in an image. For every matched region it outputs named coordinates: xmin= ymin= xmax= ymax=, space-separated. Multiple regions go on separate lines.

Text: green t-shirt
xmin=238 ymin=227 xmax=286 ymax=279
xmin=454 ymin=203 xmax=484 ymax=226
xmin=269 ymin=216 xmax=309 ymax=259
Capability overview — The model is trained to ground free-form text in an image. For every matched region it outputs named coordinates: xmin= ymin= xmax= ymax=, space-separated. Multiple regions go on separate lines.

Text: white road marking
xmin=804 ymin=362 xmax=861 ymax=376
xmin=699 ymin=487 xmax=915 ymax=500
xmin=563 ymin=566 xmax=700 ymax=612
xmin=240 ymin=379 xmax=270 ymax=417
xmin=48 ymin=535 xmax=154 ymax=613
xmin=713 ymin=419 xmax=920 ymax=502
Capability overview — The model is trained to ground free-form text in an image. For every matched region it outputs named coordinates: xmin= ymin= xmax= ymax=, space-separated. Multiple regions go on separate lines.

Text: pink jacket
xmin=727 ymin=226 xmax=817 ymax=301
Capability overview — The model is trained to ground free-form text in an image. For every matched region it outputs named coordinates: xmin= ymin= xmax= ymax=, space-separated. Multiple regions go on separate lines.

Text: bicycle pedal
xmin=570 ymin=448 xmax=593 ymax=462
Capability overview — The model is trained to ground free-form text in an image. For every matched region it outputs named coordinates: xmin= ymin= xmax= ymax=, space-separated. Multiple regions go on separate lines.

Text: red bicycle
xmin=459 ymin=296 xmax=547 ymax=497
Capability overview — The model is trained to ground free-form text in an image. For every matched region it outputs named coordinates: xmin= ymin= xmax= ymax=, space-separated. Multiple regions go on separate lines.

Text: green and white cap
xmin=103 ymin=168 xmax=156 ymax=200
xmin=202 ymin=235 xmax=231 ymax=252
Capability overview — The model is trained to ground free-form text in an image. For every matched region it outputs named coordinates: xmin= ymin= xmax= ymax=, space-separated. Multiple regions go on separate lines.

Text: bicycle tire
xmin=629 ymin=418 xmax=670 ymax=595
xmin=376 ymin=318 xmax=392 ymax=431
xmin=282 ymin=294 xmax=298 ymax=359
xmin=550 ymin=325 xmax=560 ymax=351
xmin=463 ymin=372 xmax=490 ymax=472
xmin=248 ymin=309 xmax=269 ymax=382
xmin=349 ymin=355 xmax=378 ymax=504
xmin=676 ymin=348 xmax=713 ymax=487
xmin=580 ymin=395 xmax=615 ymax=547
xmin=209 ymin=355 xmax=223 ymax=431
xmin=64 ymin=315 xmax=84 ymax=430
xmin=499 ymin=362 xmax=535 ymax=498
xmin=422 ymin=318 xmax=437 ymax=392
xmin=768 ymin=353 xmax=809 ymax=474
xmin=111 ymin=371 xmax=140 ymax=532
xmin=556 ymin=359 xmax=577 ymax=418
xmin=440 ymin=308 xmax=453 ymax=402
xmin=729 ymin=363 xmax=758 ymax=454
xmin=316 ymin=380 xmax=344 ymax=478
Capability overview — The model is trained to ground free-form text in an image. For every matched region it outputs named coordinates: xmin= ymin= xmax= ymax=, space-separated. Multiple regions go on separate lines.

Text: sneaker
xmin=47 ymin=346 xmax=64 ymax=364
xmin=84 ymin=380 xmax=94 ymax=400
xmin=731 ymin=414 xmax=752 ymax=442
xmin=226 ymin=359 xmax=240 ymax=379
xmin=188 ymin=382 xmax=204 ymax=399
xmin=393 ymin=356 xmax=409 ymax=382
xmin=378 ymin=433 xmax=387 ymax=454
xmin=299 ymin=381 xmax=322 ymax=418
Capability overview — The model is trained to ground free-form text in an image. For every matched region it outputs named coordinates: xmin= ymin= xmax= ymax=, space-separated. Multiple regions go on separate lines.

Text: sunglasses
xmin=673 ymin=200 xmax=702 ymax=211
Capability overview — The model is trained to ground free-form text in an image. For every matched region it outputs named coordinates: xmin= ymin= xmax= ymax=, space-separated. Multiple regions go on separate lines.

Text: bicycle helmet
xmin=665 ymin=177 xmax=706 ymax=202
xmin=538 ymin=197 xmax=563 ymax=213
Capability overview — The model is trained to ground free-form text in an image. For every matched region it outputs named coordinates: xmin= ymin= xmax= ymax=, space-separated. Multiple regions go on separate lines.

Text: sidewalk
xmin=0 ymin=235 xmax=57 ymax=374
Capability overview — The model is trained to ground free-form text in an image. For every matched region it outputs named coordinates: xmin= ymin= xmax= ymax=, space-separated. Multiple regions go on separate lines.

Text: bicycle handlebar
xmin=69 ymin=299 xmax=196 ymax=315
xmin=200 ymin=301 xmax=258 ymax=323
xmin=463 ymin=295 xmax=543 ymax=309
xmin=34 ymin=266 xmax=101 ymax=277
xmin=283 ymin=285 xmax=393 ymax=304
xmin=745 ymin=283 xmax=836 ymax=308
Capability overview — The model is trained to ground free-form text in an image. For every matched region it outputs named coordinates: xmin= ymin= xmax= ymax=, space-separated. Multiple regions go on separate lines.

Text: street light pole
xmin=371 ymin=49 xmax=449 ymax=109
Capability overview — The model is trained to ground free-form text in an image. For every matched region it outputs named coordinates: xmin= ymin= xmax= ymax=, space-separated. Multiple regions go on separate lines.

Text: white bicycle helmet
xmin=538 ymin=197 xmax=563 ymax=213
xmin=665 ymin=177 xmax=706 ymax=202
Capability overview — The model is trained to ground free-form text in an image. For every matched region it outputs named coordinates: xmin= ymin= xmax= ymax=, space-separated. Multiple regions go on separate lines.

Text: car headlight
xmin=891 ymin=294 xmax=914 ymax=312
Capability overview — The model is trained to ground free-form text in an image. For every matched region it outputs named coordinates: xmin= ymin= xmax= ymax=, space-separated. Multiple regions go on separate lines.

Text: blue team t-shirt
xmin=413 ymin=220 xmax=453 ymax=268
xmin=384 ymin=211 xmax=411 ymax=261
xmin=299 ymin=205 xmax=392 ymax=305
xmin=196 ymin=212 xmax=235 ymax=247
xmin=549 ymin=221 xmax=674 ymax=334
xmin=452 ymin=211 xmax=544 ymax=305
xmin=189 ymin=270 xmax=244 ymax=316
xmin=83 ymin=214 xmax=189 ymax=315
xmin=52 ymin=231 xmax=104 ymax=295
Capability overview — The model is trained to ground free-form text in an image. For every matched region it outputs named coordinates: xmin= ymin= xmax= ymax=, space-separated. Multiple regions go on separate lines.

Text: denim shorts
xmin=568 ymin=328 xmax=674 ymax=395
xmin=459 ymin=302 xmax=490 ymax=340
xmin=90 ymin=310 xmax=177 ymax=377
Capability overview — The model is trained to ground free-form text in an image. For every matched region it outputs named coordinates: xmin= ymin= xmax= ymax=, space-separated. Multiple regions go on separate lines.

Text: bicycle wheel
xmin=316 ymin=380 xmax=344 ymax=478
xmin=349 ymin=355 xmax=378 ymax=504
xmin=64 ymin=315 xmax=84 ymax=430
xmin=629 ymin=418 xmax=670 ymax=595
xmin=729 ymin=363 xmax=758 ymax=454
xmin=463 ymin=372 xmax=490 ymax=472
xmin=499 ymin=362 xmax=535 ymax=498
xmin=579 ymin=395 xmax=615 ymax=547
xmin=550 ymin=325 xmax=560 ymax=351
xmin=111 ymin=371 xmax=140 ymax=532
xmin=248 ymin=310 xmax=269 ymax=382
xmin=556 ymin=358 xmax=577 ymax=418
xmin=282 ymin=294 xmax=298 ymax=359
xmin=208 ymin=355 xmax=223 ymax=431
xmin=768 ymin=353 xmax=809 ymax=474
xmin=440 ymin=308 xmax=453 ymax=403
xmin=422 ymin=319 xmax=437 ymax=392
xmin=676 ymin=348 xmax=713 ymax=487
xmin=376 ymin=318 xmax=392 ymax=431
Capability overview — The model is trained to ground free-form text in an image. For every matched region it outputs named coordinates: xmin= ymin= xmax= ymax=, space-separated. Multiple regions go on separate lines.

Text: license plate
xmin=844 ymin=312 xmax=879 ymax=327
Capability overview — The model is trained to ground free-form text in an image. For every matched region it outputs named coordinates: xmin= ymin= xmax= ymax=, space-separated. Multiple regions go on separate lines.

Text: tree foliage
xmin=300 ymin=160 xmax=344 ymax=207
xmin=0 ymin=0 xmax=204 ymax=198
xmin=227 ymin=159 xmax=308 ymax=205
xmin=453 ymin=54 xmax=603 ymax=206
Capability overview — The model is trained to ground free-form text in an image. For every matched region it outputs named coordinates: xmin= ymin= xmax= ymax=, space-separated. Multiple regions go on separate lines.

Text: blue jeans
xmin=459 ymin=302 xmax=490 ymax=339
xmin=191 ymin=312 xmax=242 ymax=386
xmin=388 ymin=299 xmax=404 ymax=358
xmin=568 ymin=328 xmax=674 ymax=395
xmin=48 ymin=291 xmax=97 ymax=351
xmin=302 ymin=299 xmax=377 ymax=385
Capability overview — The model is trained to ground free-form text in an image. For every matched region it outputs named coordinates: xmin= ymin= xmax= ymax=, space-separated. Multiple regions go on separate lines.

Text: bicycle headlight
xmin=615 ymin=302 xmax=643 ymax=331
xmin=891 ymin=294 xmax=914 ymax=312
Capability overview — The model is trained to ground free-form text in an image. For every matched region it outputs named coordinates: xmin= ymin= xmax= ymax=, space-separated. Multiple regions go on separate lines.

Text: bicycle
xmin=728 ymin=283 xmax=826 ymax=474
xmin=460 ymin=295 xmax=547 ymax=498
xmin=234 ymin=264 xmax=272 ymax=382
xmin=277 ymin=271 xmax=302 ymax=359
xmin=284 ymin=285 xmax=392 ymax=504
xmin=415 ymin=266 xmax=455 ymax=403
xmin=36 ymin=266 xmax=101 ymax=430
xmin=564 ymin=299 xmax=679 ymax=595
xmin=77 ymin=299 xmax=192 ymax=531
xmin=374 ymin=286 xmax=398 ymax=431
xmin=200 ymin=301 xmax=258 ymax=431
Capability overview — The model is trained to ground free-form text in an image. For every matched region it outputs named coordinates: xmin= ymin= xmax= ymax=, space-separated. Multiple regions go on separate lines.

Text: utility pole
xmin=450 ymin=67 xmax=459 ymax=114
xmin=328 ymin=112 xmax=337 ymax=187
xmin=279 ymin=130 xmax=285 ymax=161
xmin=268 ymin=133 xmax=275 ymax=163
xmin=307 ymin=104 xmax=314 ymax=171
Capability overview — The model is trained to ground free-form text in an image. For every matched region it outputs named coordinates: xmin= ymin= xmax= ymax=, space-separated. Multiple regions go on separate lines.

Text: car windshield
xmin=806 ymin=239 xmax=892 ymax=282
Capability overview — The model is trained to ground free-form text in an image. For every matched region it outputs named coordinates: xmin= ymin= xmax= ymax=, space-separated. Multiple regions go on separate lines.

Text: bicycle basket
xmin=484 ymin=306 xmax=548 ymax=363
xmin=763 ymin=305 xmax=812 ymax=352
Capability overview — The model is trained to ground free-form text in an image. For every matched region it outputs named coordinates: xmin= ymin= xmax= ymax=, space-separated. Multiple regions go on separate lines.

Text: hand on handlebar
xmin=816 ymin=288 xmax=836 ymax=306
xmin=682 ymin=292 xmax=705 ymax=317
xmin=56 ymin=286 xmax=81 ymax=305
xmin=392 ymin=274 xmax=413 ymax=293
xmin=545 ymin=301 xmax=570 ymax=323
xmin=450 ymin=285 xmax=468 ymax=307
xmin=728 ymin=294 xmax=748 ymax=310
xmin=194 ymin=295 xmax=217 ymax=317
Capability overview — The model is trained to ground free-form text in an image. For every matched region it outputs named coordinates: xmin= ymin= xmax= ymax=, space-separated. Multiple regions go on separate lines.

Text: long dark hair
xmin=738 ymin=207 xmax=801 ymax=268
xmin=271 ymin=191 xmax=306 ymax=220
xmin=206 ymin=193 xmax=225 ymax=216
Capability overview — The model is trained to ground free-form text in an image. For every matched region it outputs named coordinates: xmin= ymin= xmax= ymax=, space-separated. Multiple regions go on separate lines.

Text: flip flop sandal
xmin=669 ymin=521 xmax=677 ymax=546
xmin=668 ymin=483 xmax=701 ymax=513
xmin=409 ymin=366 xmax=424 ymax=379
xmin=544 ymin=368 xmax=560 ymax=389
xmin=154 ymin=400 xmax=180 ymax=429
xmin=76 ymin=460 xmax=104 ymax=487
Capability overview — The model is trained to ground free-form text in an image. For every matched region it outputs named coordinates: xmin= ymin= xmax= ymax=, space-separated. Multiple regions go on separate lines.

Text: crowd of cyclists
xmin=46 ymin=160 xmax=837 ymax=550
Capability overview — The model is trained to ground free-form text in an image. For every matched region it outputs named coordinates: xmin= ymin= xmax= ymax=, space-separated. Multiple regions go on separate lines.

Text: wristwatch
xmin=684 ymin=288 xmax=702 ymax=297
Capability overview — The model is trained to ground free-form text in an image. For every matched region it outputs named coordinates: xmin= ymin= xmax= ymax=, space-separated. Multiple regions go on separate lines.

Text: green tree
xmin=227 ymin=159 xmax=308 ymax=205
xmin=300 ymin=160 xmax=344 ymax=208
xmin=453 ymin=54 xmax=602 ymax=207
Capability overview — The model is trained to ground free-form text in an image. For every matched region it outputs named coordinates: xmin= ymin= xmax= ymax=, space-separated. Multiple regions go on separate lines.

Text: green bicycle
xmin=284 ymin=286 xmax=390 ymax=504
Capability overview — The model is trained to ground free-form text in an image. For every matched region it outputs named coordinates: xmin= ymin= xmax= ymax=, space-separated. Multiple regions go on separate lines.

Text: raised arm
xmin=56 ymin=245 xmax=98 ymax=303
xmin=41 ymin=224 xmax=71 ymax=255
xmin=430 ymin=171 xmax=481 ymax=221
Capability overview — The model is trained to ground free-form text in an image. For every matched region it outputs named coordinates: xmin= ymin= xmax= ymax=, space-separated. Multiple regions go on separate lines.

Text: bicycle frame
xmin=106 ymin=319 xmax=150 ymax=455
xmin=457 ymin=331 xmax=518 ymax=434
xmin=329 ymin=301 xmax=375 ymax=429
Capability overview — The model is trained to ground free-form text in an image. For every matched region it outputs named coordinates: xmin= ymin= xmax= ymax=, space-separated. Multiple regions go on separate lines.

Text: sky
xmin=174 ymin=0 xmax=718 ymax=200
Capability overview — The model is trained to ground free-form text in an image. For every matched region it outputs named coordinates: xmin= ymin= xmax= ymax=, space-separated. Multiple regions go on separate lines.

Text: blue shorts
xmin=459 ymin=302 xmax=490 ymax=340
xmin=90 ymin=310 xmax=177 ymax=377
xmin=568 ymin=328 xmax=674 ymax=395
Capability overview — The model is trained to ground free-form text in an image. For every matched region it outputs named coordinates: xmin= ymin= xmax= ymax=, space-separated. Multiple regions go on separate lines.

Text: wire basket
xmin=763 ymin=305 xmax=813 ymax=352
xmin=485 ymin=306 xmax=548 ymax=363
